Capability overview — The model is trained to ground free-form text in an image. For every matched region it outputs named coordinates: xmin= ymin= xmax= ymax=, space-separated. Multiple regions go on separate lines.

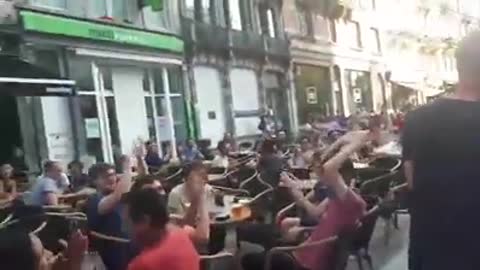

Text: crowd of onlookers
xmin=0 ymin=111 xmax=399 ymax=270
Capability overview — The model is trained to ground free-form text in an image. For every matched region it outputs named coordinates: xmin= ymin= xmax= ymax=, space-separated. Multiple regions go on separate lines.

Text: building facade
xmin=0 ymin=0 xmax=186 ymax=173
xmin=282 ymin=0 xmax=480 ymax=129
xmin=179 ymin=0 xmax=290 ymax=144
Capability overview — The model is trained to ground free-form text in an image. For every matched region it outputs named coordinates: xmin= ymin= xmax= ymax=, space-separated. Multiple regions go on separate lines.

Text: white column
xmin=162 ymin=68 xmax=178 ymax=160
xmin=91 ymin=62 xmax=114 ymax=163
xmin=287 ymin=67 xmax=299 ymax=136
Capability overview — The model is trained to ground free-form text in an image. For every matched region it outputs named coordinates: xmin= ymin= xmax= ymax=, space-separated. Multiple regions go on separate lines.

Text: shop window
xmin=35 ymin=50 xmax=60 ymax=76
xmin=31 ymin=0 xmax=66 ymax=10
xmin=142 ymin=69 xmax=151 ymax=92
xmin=168 ymin=66 xmax=184 ymax=94
xmin=69 ymin=58 xmax=94 ymax=91
xmin=99 ymin=66 xmax=113 ymax=91
xmin=153 ymin=69 xmax=164 ymax=94
xmin=345 ymin=70 xmax=372 ymax=113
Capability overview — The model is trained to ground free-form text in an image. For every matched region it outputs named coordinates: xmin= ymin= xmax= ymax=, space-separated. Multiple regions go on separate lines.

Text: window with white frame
xmin=369 ymin=27 xmax=381 ymax=53
xmin=267 ymin=9 xmax=276 ymax=38
xmin=296 ymin=5 xmax=312 ymax=36
xmin=229 ymin=0 xmax=243 ymax=30
xmin=31 ymin=0 xmax=66 ymax=10
xmin=143 ymin=67 xmax=188 ymax=148
xmin=69 ymin=58 xmax=120 ymax=163
xmin=346 ymin=20 xmax=362 ymax=48
xmin=91 ymin=0 xmax=128 ymax=21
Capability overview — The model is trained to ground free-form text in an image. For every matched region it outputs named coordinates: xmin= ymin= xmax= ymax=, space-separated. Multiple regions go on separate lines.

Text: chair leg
xmin=364 ymin=254 xmax=374 ymax=270
xmin=393 ymin=212 xmax=399 ymax=230
xmin=356 ymin=255 xmax=364 ymax=270
xmin=384 ymin=218 xmax=391 ymax=246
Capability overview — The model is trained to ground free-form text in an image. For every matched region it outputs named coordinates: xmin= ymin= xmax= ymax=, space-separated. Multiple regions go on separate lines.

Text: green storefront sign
xmin=20 ymin=10 xmax=183 ymax=53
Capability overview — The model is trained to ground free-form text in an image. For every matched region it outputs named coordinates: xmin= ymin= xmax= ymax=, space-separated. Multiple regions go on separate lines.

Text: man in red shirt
xmin=123 ymin=188 xmax=200 ymax=270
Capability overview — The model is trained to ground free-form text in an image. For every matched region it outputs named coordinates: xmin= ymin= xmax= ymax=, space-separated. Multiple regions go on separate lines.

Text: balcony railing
xmin=264 ymin=36 xmax=289 ymax=58
xmin=182 ymin=18 xmax=289 ymax=59
xmin=181 ymin=17 xmax=229 ymax=51
xmin=230 ymin=29 xmax=264 ymax=55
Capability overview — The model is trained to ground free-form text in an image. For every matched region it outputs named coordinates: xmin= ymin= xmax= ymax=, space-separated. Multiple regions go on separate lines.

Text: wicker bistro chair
xmin=161 ymin=167 xmax=184 ymax=194
xmin=200 ymin=252 xmax=235 ymax=270
xmin=263 ymin=236 xmax=342 ymax=270
xmin=368 ymin=157 xmax=402 ymax=172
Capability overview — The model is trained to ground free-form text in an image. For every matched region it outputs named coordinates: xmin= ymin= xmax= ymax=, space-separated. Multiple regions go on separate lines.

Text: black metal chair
xmin=350 ymin=198 xmax=382 ymax=270
xmin=368 ymin=157 xmax=402 ymax=172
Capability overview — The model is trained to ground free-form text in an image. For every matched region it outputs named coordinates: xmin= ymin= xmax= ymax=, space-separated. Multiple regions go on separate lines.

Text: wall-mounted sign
xmin=306 ymin=86 xmax=318 ymax=104
xmin=85 ymin=118 xmax=101 ymax=138
xmin=353 ymin=87 xmax=362 ymax=103
xmin=20 ymin=10 xmax=183 ymax=53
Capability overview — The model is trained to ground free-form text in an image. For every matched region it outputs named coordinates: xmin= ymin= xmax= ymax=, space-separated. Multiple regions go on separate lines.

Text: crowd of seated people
xmin=0 ymin=115 xmax=400 ymax=270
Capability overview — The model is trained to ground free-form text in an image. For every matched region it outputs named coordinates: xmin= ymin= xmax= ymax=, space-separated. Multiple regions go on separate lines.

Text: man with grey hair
xmin=402 ymin=31 xmax=480 ymax=270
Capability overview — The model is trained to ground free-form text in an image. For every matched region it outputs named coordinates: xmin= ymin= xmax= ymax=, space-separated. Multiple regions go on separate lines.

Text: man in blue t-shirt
xmin=86 ymin=163 xmax=133 ymax=270
xmin=30 ymin=161 xmax=67 ymax=206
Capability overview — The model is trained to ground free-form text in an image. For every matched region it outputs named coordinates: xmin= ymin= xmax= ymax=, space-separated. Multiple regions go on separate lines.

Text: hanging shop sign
xmin=306 ymin=86 xmax=318 ymax=104
xmin=20 ymin=10 xmax=183 ymax=53
xmin=353 ymin=87 xmax=362 ymax=103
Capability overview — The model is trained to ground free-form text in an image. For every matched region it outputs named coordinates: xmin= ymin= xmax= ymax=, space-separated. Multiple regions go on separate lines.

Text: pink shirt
xmin=128 ymin=229 xmax=200 ymax=270
xmin=294 ymin=189 xmax=366 ymax=270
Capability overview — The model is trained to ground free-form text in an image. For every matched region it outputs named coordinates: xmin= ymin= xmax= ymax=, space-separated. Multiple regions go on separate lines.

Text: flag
xmin=149 ymin=0 xmax=163 ymax=11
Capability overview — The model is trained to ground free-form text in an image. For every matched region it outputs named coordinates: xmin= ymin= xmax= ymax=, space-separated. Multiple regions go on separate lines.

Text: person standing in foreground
xmin=402 ymin=31 xmax=480 ymax=270
xmin=124 ymin=188 xmax=200 ymax=270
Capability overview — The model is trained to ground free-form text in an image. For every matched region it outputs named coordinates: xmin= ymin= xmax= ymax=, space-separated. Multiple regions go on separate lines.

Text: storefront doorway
xmin=0 ymin=95 xmax=23 ymax=166
xmin=294 ymin=64 xmax=332 ymax=124
xmin=69 ymin=55 xmax=187 ymax=164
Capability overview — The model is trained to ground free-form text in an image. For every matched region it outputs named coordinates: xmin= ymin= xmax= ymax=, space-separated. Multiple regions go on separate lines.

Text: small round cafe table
xmin=209 ymin=195 xmax=252 ymax=253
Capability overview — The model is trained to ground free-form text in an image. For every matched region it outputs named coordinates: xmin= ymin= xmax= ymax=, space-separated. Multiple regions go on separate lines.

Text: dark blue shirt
xmin=86 ymin=193 xmax=131 ymax=270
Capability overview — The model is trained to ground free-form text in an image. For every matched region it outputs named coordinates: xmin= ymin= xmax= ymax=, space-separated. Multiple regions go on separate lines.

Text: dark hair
xmin=260 ymin=139 xmax=276 ymax=155
xmin=0 ymin=228 xmax=36 ymax=270
xmin=43 ymin=160 xmax=58 ymax=172
xmin=88 ymin=163 xmax=115 ymax=180
xmin=182 ymin=160 xmax=206 ymax=180
xmin=68 ymin=160 xmax=84 ymax=170
xmin=122 ymin=189 xmax=169 ymax=228
xmin=131 ymin=174 xmax=164 ymax=192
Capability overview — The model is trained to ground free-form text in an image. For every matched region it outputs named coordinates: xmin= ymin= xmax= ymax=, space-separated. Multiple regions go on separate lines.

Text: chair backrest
xmin=239 ymin=173 xmax=267 ymax=197
xmin=351 ymin=205 xmax=381 ymax=252
xmin=289 ymin=168 xmax=310 ymax=180
xmin=200 ymin=252 xmax=234 ymax=270
xmin=209 ymin=167 xmax=228 ymax=175
xmin=359 ymin=171 xmax=398 ymax=198
xmin=369 ymin=157 xmax=402 ymax=172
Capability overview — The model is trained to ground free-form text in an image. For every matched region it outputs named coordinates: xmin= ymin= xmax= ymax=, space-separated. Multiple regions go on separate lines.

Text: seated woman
xmin=0 ymin=164 xmax=17 ymax=196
